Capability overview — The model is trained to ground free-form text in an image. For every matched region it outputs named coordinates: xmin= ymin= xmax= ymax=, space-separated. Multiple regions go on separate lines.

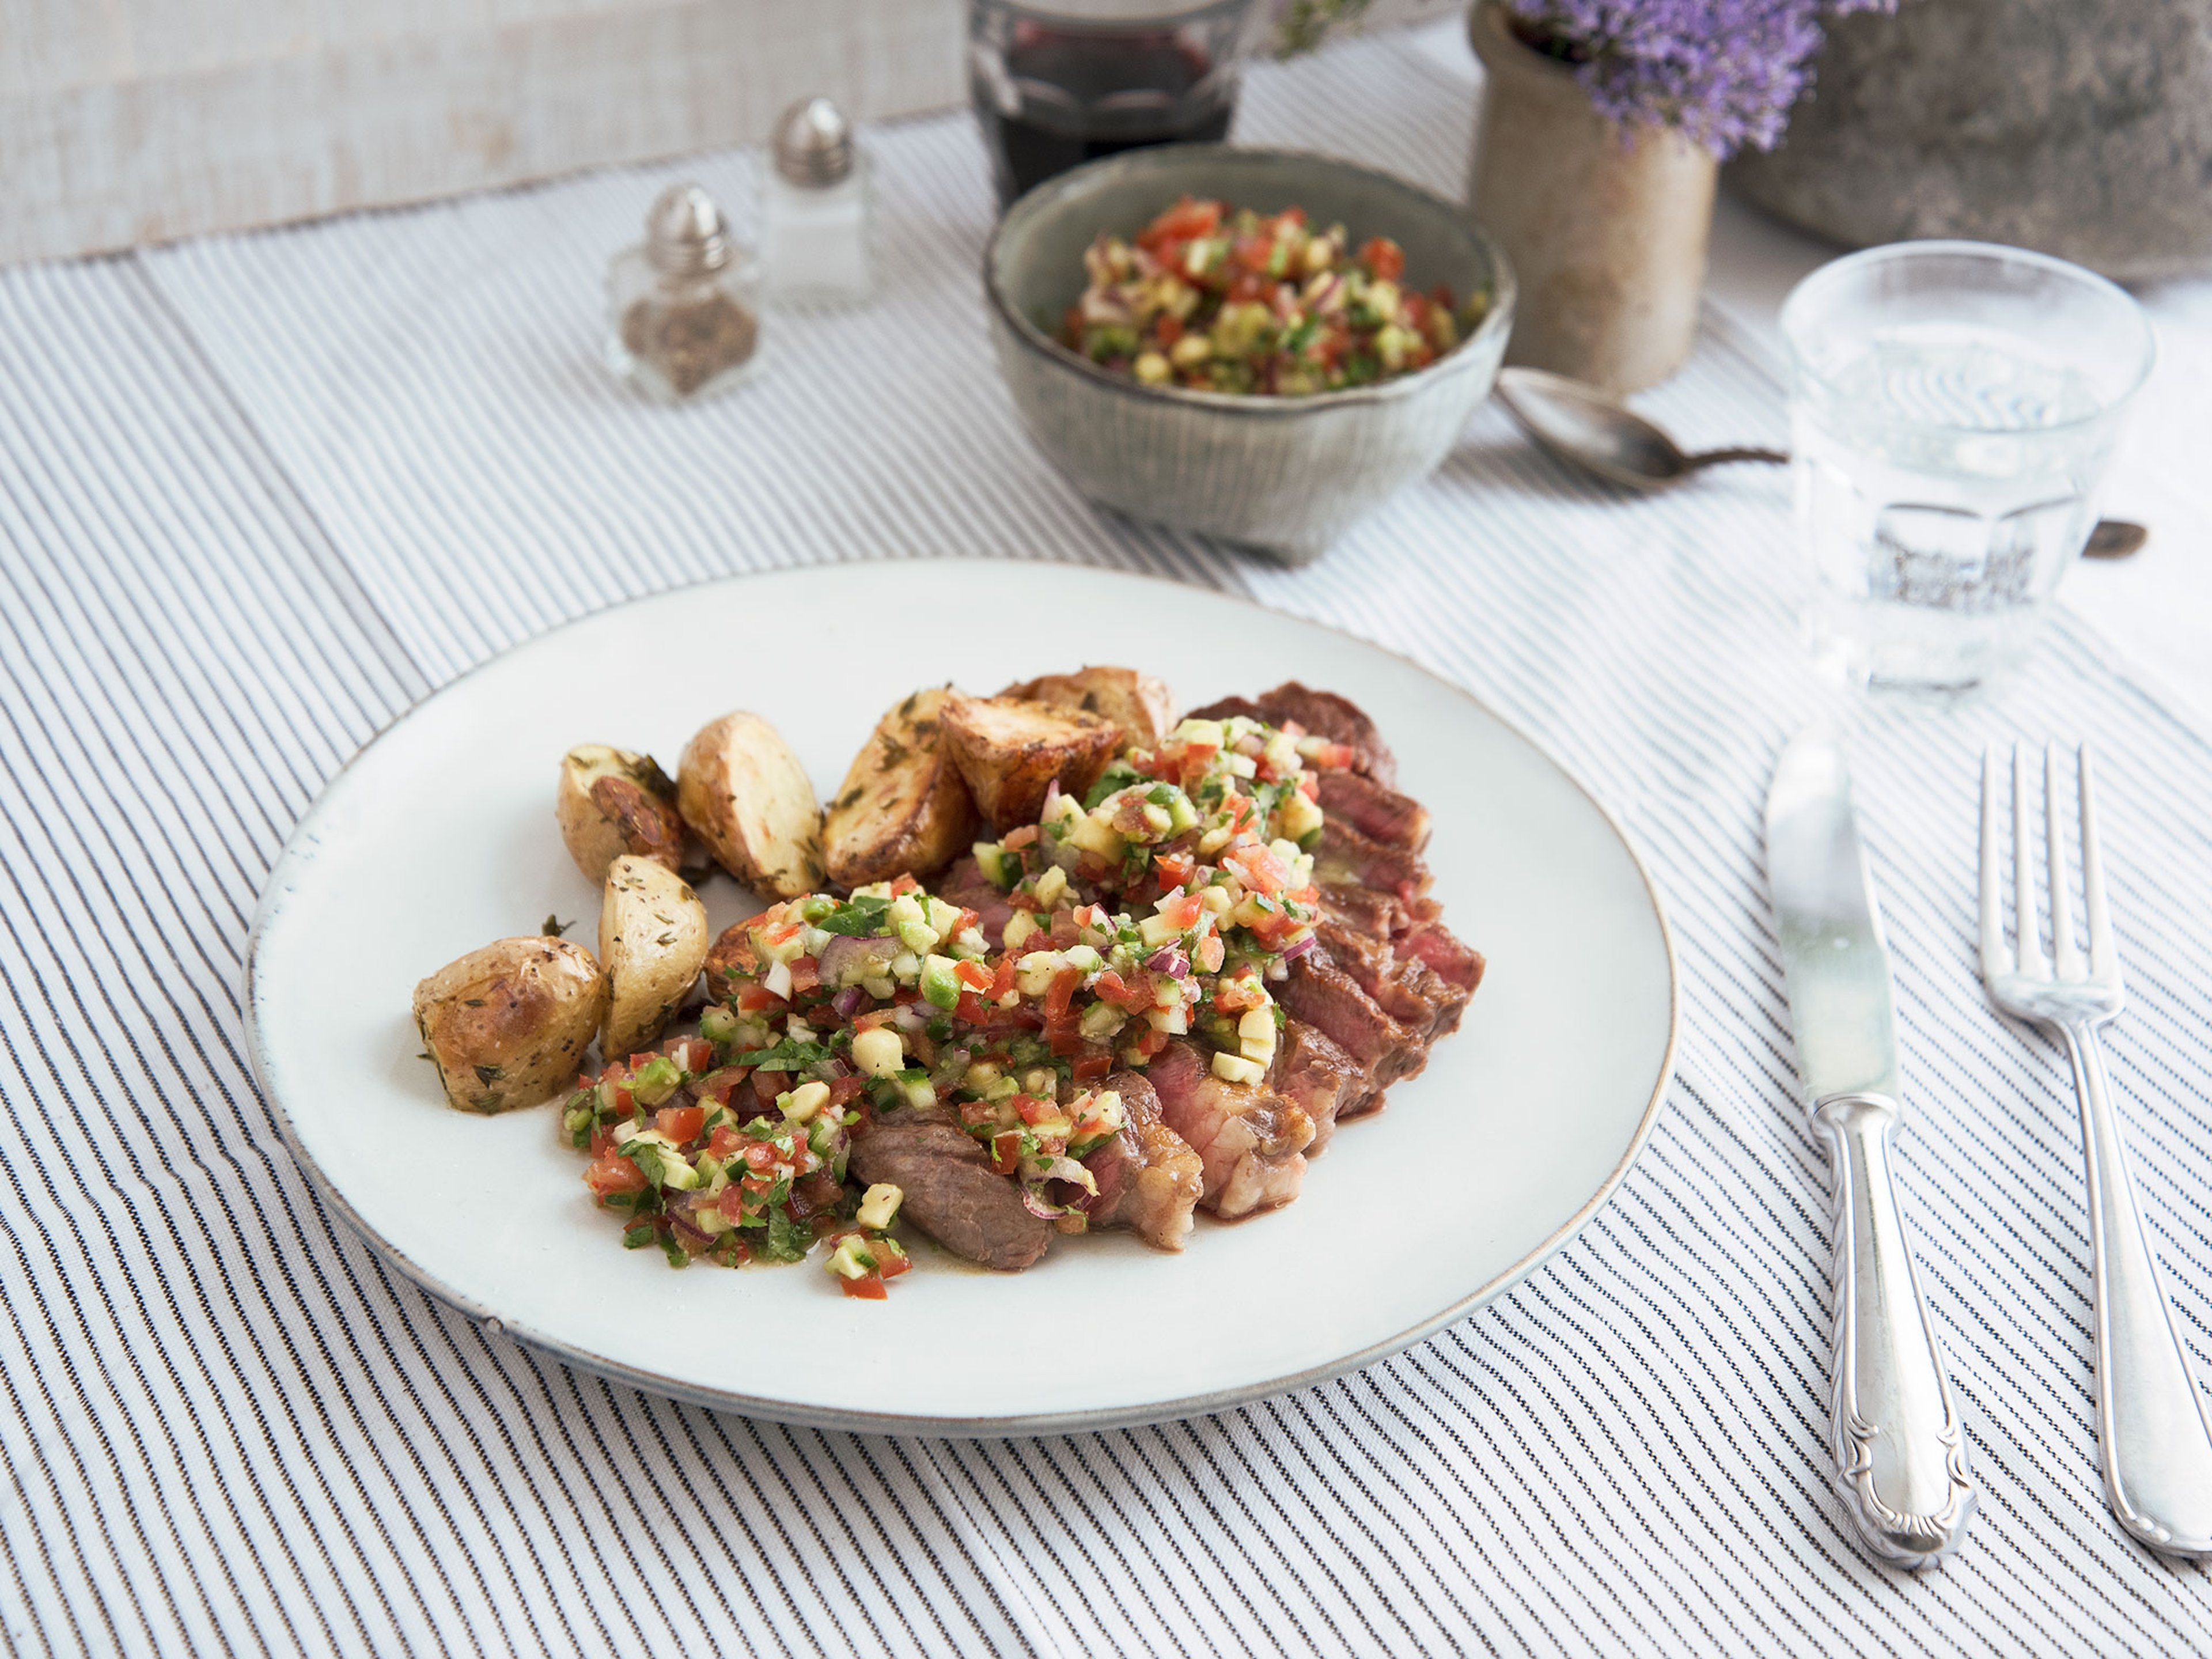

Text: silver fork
xmin=1980 ymin=742 xmax=2212 ymax=1555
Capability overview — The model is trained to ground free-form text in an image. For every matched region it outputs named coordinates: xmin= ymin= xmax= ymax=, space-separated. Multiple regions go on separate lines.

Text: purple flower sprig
xmin=1504 ymin=0 xmax=1894 ymax=158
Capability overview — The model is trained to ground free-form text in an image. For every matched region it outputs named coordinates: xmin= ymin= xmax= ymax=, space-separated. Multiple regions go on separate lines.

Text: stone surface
xmin=1726 ymin=0 xmax=2212 ymax=281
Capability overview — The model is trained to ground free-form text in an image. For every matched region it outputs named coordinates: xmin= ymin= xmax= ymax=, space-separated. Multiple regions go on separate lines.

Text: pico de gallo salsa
xmin=562 ymin=710 xmax=1354 ymax=1296
xmin=1060 ymin=195 xmax=1490 ymax=396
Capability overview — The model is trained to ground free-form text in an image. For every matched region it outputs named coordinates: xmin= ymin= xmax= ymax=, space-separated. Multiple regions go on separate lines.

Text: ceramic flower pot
xmin=1465 ymin=3 xmax=1715 ymax=393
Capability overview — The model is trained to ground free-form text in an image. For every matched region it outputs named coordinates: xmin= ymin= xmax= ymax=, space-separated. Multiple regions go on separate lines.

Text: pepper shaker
xmin=605 ymin=183 xmax=762 ymax=404
xmin=762 ymin=97 xmax=874 ymax=307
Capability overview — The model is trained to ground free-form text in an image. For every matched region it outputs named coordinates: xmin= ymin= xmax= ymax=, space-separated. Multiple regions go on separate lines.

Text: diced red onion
xmin=831 ymin=985 xmax=868 ymax=1020
xmin=1282 ymin=935 xmax=1317 ymax=961
xmin=1146 ymin=945 xmax=1190 ymax=979
xmin=1019 ymin=1182 xmax=1073 ymax=1220
xmin=1042 ymin=779 xmax=1063 ymax=820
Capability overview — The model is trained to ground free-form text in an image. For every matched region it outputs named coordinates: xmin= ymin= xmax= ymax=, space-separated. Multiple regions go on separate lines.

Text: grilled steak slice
xmin=1278 ymin=955 xmax=1425 ymax=1085
xmin=1316 ymin=771 xmax=1430 ymax=851
xmin=1081 ymin=1071 xmax=1203 ymax=1251
xmin=933 ymin=855 xmax=1016 ymax=951
xmin=1272 ymin=1018 xmax=1370 ymax=1150
xmin=1183 ymin=695 xmax=1267 ymax=726
xmin=848 ymin=1112 xmax=1051 ymax=1271
xmin=1145 ymin=1040 xmax=1312 ymax=1218
xmin=1318 ymin=882 xmax=1414 ymax=942
xmin=1402 ymin=921 xmax=1486 ymax=992
xmin=1316 ymin=820 xmax=1432 ymax=905
xmin=1257 ymin=683 xmax=1397 ymax=786
xmin=1316 ymin=921 xmax=1470 ymax=1045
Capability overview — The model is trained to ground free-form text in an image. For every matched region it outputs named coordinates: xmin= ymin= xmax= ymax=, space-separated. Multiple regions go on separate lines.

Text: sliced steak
xmin=1278 ymin=955 xmax=1425 ymax=1085
xmin=1183 ymin=694 xmax=1268 ymax=726
xmin=1271 ymin=1018 xmax=1371 ymax=1152
xmin=1317 ymin=882 xmax=1414 ymax=942
xmin=1316 ymin=771 xmax=1431 ymax=851
xmin=1316 ymin=820 xmax=1432 ymax=906
xmin=848 ymin=1112 xmax=1051 ymax=1271
xmin=933 ymin=855 xmax=1016 ymax=951
xmin=1253 ymin=682 xmax=1397 ymax=786
xmin=1145 ymin=1040 xmax=1312 ymax=1218
xmin=1081 ymin=1071 xmax=1203 ymax=1251
xmin=1316 ymin=921 xmax=1470 ymax=1045
xmin=1402 ymin=921 xmax=1486 ymax=993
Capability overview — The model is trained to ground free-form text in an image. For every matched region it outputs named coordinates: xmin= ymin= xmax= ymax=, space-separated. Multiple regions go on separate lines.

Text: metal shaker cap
xmin=772 ymin=97 xmax=855 ymax=188
xmin=643 ymin=183 xmax=736 ymax=277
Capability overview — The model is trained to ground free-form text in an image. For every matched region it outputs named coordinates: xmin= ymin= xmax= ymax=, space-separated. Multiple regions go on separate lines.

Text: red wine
xmin=976 ymin=29 xmax=1237 ymax=204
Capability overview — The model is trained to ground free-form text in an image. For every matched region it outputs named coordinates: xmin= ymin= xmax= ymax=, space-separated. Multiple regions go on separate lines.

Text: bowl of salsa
xmin=986 ymin=145 xmax=1516 ymax=562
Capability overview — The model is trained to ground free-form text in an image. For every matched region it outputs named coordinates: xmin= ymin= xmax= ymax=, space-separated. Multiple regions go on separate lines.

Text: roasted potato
xmin=676 ymin=711 xmax=824 ymax=899
xmin=998 ymin=666 xmax=1174 ymax=751
xmin=598 ymin=855 xmax=710 ymax=1057
xmin=555 ymin=745 xmax=688 ymax=880
xmin=938 ymin=694 xmax=1122 ymax=831
xmin=822 ymin=687 xmax=979 ymax=888
xmin=413 ymin=937 xmax=607 ymax=1113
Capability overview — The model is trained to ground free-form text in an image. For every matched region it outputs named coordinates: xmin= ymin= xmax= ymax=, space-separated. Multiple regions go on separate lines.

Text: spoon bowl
xmin=1496 ymin=366 xmax=1785 ymax=490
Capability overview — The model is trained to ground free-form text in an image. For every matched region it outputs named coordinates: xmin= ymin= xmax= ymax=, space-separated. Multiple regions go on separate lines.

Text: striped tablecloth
xmin=5 ymin=28 xmax=2212 ymax=1658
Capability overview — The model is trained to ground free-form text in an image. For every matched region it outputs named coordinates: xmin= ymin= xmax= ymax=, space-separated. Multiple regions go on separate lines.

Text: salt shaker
xmin=762 ymin=97 xmax=873 ymax=307
xmin=605 ymin=183 xmax=762 ymax=404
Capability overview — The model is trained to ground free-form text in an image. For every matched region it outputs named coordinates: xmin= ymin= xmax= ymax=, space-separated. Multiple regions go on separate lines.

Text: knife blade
xmin=1765 ymin=728 xmax=1976 ymax=1567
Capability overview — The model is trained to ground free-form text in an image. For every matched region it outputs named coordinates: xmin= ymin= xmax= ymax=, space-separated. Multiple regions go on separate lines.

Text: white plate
xmin=246 ymin=562 xmax=1677 ymax=1436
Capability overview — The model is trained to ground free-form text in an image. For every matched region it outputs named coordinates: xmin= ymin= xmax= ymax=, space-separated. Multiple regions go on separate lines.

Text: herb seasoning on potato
xmin=599 ymin=855 xmax=710 ymax=1056
xmin=676 ymin=711 xmax=825 ymax=899
xmin=937 ymin=694 xmax=1121 ymax=832
xmin=822 ymin=687 xmax=979 ymax=888
xmin=556 ymin=745 xmax=690 ymax=880
xmin=412 ymin=937 xmax=608 ymax=1113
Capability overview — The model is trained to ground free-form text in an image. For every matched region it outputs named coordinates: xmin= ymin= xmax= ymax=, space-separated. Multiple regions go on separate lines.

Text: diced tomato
xmin=1195 ymin=930 xmax=1226 ymax=974
xmin=709 ymin=1125 xmax=744 ymax=1158
xmin=1359 ymin=236 xmax=1405 ymax=281
xmin=1138 ymin=195 xmax=1221 ymax=249
xmin=955 ymin=959 xmax=993 ymax=993
xmin=583 ymin=1156 xmax=647 ymax=1202
xmin=1297 ymin=772 xmax=1320 ymax=800
xmin=1275 ymin=206 xmax=1308 ymax=230
xmin=955 ymin=908 xmax=980 ymax=936
xmin=840 ymin=1274 xmax=888 ymax=1301
xmin=588 ymin=1124 xmax=619 ymax=1157
xmin=990 ymin=1130 xmax=1024 ymax=1176
xmin=1156 ymin=851 xmax=1196 ymax=891
xmin=1306 ymin=739 xmax=1357 ymax=770
xmin=827 ymin=1075 xmax=868 ymax=1107
xmin=1158 ymin=890 xmax=1206 ymax=931
xmin=1214 ymin=973 xmax=1267 ymax=1014
xmin=888 ymin=873 xmax=922 ymax=896
xmin=878 ymin=1251 xmax=912 ymax=1281
xmin=990 ymin=956 xmax=1018 ymax=1005
xmin=955 ymin=991 xmax=988 ymax=1026
xmin=761 ymin=918 xmax=802 ymax=947
xmin=1133 ymin=1025 xmax=1170 ymax=1059
xmin=751 ymin=1069 xmax=783 ymax=1109
xmin=1226 ymin=270 xmax=1270 ymax=303
xmin=1014 ymin=1093 xmax=1056 ymax=1127
xmin=1232 ymin=233 xmax=1277 ymax=274
xmin=1154 ymin=313 xmax=1184 ymax=346
xmin=1226 ymin=843 xmax=1290 ymax=896
xmin=654 ymin=1104 xmax=705 ymax=1144
xmin=717 ymin=1184 xmax=751 ymax=1222
xmin=670 ymin=1037 xmax=717 ymax=1074
xmin=1044 ymin=967 xmax=1084 ymax=1056
xmin=1003 ymin=825 xmax=1040 ymax=850
xmin=741 ymin=1141 xmax=779 ymax=1173
xmin=788 ymin=956 xmax=821 ymax=995
xmin=1072 ymin=1051 xmax=1112 ymax=1082
xmin=1093 ymin=969 xmax=1156 ymax=1012
xmin=736 ymin=983 xmax=781 ymax=1013
xmin=1287 ymin=884 xmax=1320 ymax=907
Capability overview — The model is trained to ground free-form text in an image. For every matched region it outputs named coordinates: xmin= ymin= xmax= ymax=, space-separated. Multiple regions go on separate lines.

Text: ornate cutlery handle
xmin=1815 ymin=1093 xmax=1976 ymax=1566
xmin=2059 ymin=1021 xmax=2212 ymax=1556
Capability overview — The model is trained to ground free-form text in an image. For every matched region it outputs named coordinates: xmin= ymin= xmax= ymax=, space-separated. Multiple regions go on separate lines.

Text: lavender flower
xmin=1277 ymin=0 xmax=1893 ymax=160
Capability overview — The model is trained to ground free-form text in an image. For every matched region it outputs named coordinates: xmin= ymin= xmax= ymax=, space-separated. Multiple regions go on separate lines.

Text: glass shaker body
xmin=761 ymin=153 xmax=874 ymax=308
xmin=604 ymin=246 xmax=763 ymax=405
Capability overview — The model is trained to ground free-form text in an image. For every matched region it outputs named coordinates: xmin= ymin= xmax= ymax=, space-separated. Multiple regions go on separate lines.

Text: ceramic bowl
xmin=984 ymin=145 xmax=1517 ymax=563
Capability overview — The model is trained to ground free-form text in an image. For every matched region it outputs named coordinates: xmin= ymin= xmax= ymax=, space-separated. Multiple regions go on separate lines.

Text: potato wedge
xmin=822 ymin=687 xmax=979 ymax=888
xmin=413 ymin=937 xmax=607 ymax=1113
xmin=556 ymin=745 xmax=688 ymax=880
xmin=676 ymin=711 xmax=824 ymax=898
xmin=998 ymin=666 xmax=1174 ymax=750
xmin=938 ymin=694 xmax=1122 ymax=831
xmin=599 ymin=855 xmax=710 ymax=1057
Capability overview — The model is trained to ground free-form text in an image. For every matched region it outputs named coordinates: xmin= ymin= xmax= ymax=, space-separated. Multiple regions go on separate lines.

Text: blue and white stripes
xmin=0 ymin=24 xmax=2209 ymax=1658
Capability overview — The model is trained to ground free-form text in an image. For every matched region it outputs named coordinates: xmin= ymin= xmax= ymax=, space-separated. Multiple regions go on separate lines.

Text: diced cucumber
xmin=1062 ymin=944 xmax=1104 ymax=974
xmin=920 ymin=955 xmax=962 ymax=1010
xmin=857 ymin=1184 xmax=903 ymax=1230
xmin=825 ymin=1236 xmax=878 ymax=1280
xmin=973 ymin=842 xmax=1019 ymax=889
xmin=897 ymin=919 xmax=939 ymax=954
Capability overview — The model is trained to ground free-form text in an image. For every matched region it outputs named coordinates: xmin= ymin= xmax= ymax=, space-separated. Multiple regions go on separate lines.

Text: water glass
xmin=1779 ymin=241 xmax=2154 ymax=702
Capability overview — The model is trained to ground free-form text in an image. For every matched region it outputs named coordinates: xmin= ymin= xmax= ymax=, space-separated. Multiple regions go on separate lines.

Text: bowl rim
xmin=982 ymin=142 xmax=1519 ymax=418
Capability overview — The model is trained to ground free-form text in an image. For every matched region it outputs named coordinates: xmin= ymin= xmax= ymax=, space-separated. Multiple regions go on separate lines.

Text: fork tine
xmin=2046 ymin=743 xmax=2082 ymax=979
xmin=2080 ymin=743 xmax=2117 ymax=979
xmin=1979 ymin=747 xmax=2013 ymax=979
xmin=2013 ymin=743 xmax=2048 ymax=977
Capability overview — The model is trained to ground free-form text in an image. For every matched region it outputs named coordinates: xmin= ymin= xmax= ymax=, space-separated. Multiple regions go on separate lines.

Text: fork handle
xmin=1815 ymin=1092 xmax=1976 ymax=1566
xmin=2059 ymin=1020 xmax=2212 ymax=1555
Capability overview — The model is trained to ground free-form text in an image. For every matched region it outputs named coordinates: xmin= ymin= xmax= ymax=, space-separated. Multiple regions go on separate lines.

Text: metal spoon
xmin=1496 ymin=365 xmax=2149 ymax=557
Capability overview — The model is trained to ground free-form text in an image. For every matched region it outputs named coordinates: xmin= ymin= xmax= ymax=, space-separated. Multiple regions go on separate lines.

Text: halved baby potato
xmin=676 ymin=711 xmax=824 ymax=899
xmin=822 ymin=687 xmax=979 ymax=888
xmin=556 ymin=745 xmax=689 ymax=880
xmin=998 ymin=666 xmax=1174 ymax=751
xmin=598 ymin=855 xmax=710 ymax=1057
xmin=938 ymin=694 xmax=1122 ymax=831
xmin=413 ymin=937 xmax=608 ymax=1113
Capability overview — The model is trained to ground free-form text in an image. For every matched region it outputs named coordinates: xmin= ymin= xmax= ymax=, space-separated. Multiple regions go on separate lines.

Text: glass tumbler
xmin=1780 ymin=241 xmax=2154 ymax=703
xmin=969 ymin=0 xmax=1256 ymax=207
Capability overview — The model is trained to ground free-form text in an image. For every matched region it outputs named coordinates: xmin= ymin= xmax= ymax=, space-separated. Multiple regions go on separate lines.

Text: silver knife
xmin=1765 ymin=728 xmax=1976 ymax=1567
